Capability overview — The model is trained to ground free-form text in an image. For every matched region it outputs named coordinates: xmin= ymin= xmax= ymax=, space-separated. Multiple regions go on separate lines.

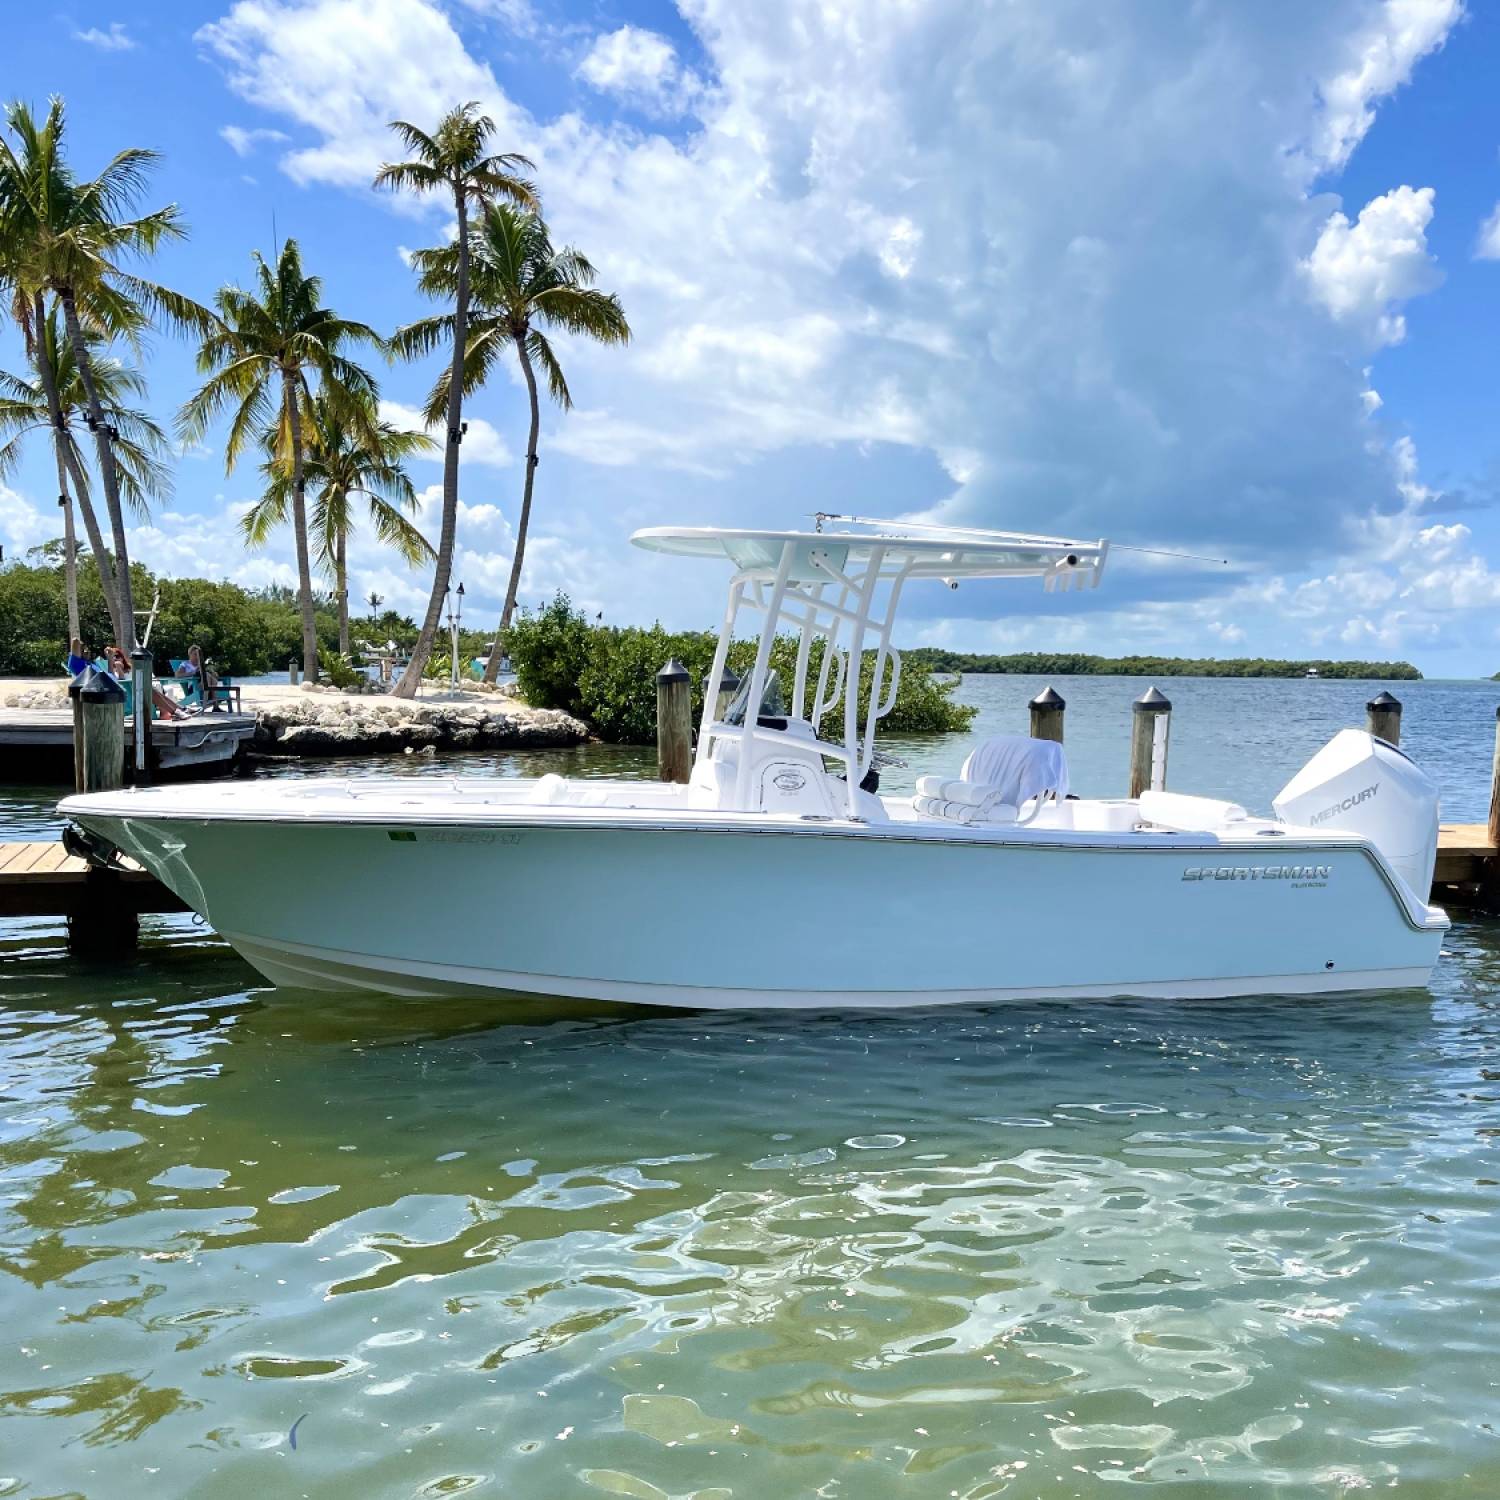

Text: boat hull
xmin=66 ymin=809 xmax=1446 ymax=1006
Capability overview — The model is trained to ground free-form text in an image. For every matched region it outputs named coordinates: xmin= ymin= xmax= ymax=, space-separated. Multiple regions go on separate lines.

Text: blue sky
xmin=3 ymin=0 xmax=1500 ymax=673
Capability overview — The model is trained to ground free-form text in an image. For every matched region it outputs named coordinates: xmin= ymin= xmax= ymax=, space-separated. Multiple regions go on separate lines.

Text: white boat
xmin=58 ymin=520 xmax=1448 ymax=1006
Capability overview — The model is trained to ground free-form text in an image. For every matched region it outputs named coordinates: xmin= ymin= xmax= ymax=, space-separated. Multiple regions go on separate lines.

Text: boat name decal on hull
xmin=387 ymin=829 xmax=523 ymax=846
xmin=1182 ymin=864 xmax=1332 ymax=885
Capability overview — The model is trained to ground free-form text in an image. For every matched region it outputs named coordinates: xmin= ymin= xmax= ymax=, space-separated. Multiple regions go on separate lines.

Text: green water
xmin=4 ymin=675 xmax=1500 ymax=1496
xmin=3 ymin=938 xmax=1500 ymax=1497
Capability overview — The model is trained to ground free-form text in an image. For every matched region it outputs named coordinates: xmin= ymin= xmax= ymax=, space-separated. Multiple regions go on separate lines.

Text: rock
xmin=418 ymin=743 xmax=437 ymax=756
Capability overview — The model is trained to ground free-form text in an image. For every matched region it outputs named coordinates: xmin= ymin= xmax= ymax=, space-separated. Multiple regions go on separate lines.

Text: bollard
xmin=68 ymin=666 xmax=126 ymax=792
xmin=129 ymin=649 xmax=152 ymax=779
xmin=289 ymin=658 xmax=300 ymax=686
xmin=706 ymin=663 xmax=742 ymax=722
xmin=1489 ymin=705 xmax=1500 ymax=855
xmin=1128 ymin=685 xmax=1171 ymax=799
xmin=657 ymin=658 xmax=693 ymax=784
xmin=1029 ymin=685 xmax=1065 ymax=743
xmin=1366 ymin=691 xmax=1402 ymax=746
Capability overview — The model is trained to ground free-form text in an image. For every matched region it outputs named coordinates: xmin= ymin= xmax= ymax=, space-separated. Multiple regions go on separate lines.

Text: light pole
xmin=446 ymin=581 xmax=464 ymax=686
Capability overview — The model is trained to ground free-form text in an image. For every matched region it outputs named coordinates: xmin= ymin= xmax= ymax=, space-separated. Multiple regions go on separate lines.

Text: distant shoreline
xmin=907 ymin=650 xmax=1422 ymax=680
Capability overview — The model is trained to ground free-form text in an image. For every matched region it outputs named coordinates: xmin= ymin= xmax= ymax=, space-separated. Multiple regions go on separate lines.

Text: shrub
xmin=508 ymin=593 xmax=976 ymax=743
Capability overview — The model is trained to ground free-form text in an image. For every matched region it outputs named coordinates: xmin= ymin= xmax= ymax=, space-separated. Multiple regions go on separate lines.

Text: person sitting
xmin=66 ymin=636 xmax=91 ymax=676
xmin=108 ymin=643 xmax=190 ymax=720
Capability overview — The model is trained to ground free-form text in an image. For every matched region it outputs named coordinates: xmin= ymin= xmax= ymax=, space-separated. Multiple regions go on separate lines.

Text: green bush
xmin=507 ymin=593 xmax=977 ymax=744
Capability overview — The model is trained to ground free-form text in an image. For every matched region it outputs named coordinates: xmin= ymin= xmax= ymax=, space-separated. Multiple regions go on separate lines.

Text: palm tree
xmin=245 ymin=389 xmax=435 ymax=655
xmin=375 ymin=102 xmax=534 ymax=699
xmin=0 ymin=304 xmax=171 ymax=641
xmin=394 ymin=203 xmax=629 ymax=683
xmin=180 ymin=239 xmax=380 ymax=683
xmin=0 ymin=97 xmax=209 ymax=648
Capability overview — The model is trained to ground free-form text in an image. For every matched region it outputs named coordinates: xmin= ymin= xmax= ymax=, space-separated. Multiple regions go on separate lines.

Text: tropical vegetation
xmin=506 ymin=594 xmax=978 ymax=744
xmin=376 ymin=101 xmax=536 ymax=697
xmin=905 ymin=649 xmax=1423 ymax=680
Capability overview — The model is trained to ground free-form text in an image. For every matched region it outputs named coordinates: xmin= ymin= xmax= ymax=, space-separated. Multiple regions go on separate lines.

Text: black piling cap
xmin=68 ymin=664 xmax=125 ymax=703
xmin=1030 ymin=685 xmax=1066 ymax=710
xmin=657 ymin=657 xmax=691 ymax=685
xmin=1367 ymin=690 xmax=1402 ymax=713
xmin=1133 ymin=684 xmax=1171 ymax=713
xmin=706 ymin=663 xmax=742 ymax=693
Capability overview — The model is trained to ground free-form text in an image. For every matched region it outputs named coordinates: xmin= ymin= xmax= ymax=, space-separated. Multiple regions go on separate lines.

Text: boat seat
xmin=1137 ymin=789 xmax=1249 ymax=831
xmin=914 ymin=778 xmax=1018 ymax=826
xmin=959 ymin=735 xmax=1069 ymax=806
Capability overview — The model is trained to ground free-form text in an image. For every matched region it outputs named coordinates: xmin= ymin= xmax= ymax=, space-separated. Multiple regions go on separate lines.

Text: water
xmin=3 ymin=675 xmax=1500 ymax=1497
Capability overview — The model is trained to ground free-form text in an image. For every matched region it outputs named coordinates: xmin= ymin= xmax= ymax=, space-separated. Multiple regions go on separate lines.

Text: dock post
xmin=657 ymin=658 xmax=693 ymax=784
xmin=1488 ymin=705 xmax=1500 ymax=855
xmin=289 ymin=659 xmax=300 ymax=686
xmin=1129 ymin=686 xmax=1171 ymax=798
xmin=130 ymin=649 xmax=152 ymax=780
xmin=1029 ymin=686 xmax=1066 ymax=743
xmin=69 ymin=667 xmax=126 ymax=792
xmin=1367 ymin=691 xmax=1402 ymax=746
xmin=707 ymin=663 xmax=742 ymax=722
xmin=67 ymin=868 xmax=139 ymax=957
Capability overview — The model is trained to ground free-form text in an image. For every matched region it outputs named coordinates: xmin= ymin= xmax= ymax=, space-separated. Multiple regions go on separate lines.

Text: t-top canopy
xmin=630 ymin=520 xmax=1109 ymax=590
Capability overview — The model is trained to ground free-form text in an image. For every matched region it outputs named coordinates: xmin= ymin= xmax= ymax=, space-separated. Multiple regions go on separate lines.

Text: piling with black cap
xmin=657 ymin=658 xmax=693 ymax=784
xmin=1028 ymin=685 xmax=1066 ymax=744
xmin=708 ymin=663 xmax=742 ymax=722
xmin=130 ymin=649 xmax=153 ymax=778
xmin=1366 ymin=690 xmax=1402 ymax=747
xmin=1489 ymin=703 xmax=1500 ymax=855
xmin=1128 ymin=685 xmax=1172 ymax=799
xmin=68 ymin=665 xmax=126 ymax=793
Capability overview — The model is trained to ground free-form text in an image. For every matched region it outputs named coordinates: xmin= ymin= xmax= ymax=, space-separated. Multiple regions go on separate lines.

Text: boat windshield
xmin=722 ymin=669 xmax=787 ymax=726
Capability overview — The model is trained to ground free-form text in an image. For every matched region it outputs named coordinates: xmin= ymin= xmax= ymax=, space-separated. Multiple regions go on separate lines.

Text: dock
xmin=0 ymin=708 xmax=256 ymax=779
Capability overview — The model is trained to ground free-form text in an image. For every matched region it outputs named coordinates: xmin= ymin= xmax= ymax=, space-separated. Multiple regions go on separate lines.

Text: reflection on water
xmin=3 ymin=913 xmax=1500 ymax=1497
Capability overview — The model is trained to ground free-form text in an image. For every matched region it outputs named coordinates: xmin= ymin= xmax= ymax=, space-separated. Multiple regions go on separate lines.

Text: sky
xmin=2 ymin=0 xmax=1500 ymax=674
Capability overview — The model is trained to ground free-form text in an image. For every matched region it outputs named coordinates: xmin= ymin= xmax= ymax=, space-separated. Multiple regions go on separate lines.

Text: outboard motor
xmin=1273 ymin=728 xmax=1439 ymax=900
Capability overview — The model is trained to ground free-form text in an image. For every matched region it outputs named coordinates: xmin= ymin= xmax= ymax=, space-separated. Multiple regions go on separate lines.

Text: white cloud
xmin=1302 ymin=185 xmax=1439 ymax=346
xmin=576 ymin=25 xmax=701 ymax=115
xmin=1476 ymin=201 xmax=1500 ymax=260
xmin=0 ymin=484 xmax=50 ymax=558
xmin=72 ymin=21 xmax=136 ymax=51
xmin=1307 ymin=0 xmax=1463 ymax=172
xmin=379 ymin=400 xmax=512 ymax=469
xmin=189 ymin=0 xmax=1488 ymax=664
xmin=220 ymin=124 xmax=289 ymax=157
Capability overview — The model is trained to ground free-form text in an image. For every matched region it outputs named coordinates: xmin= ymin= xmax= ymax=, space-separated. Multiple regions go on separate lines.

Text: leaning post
xmin=129 ymin=649 xmax=153 ymax=780
xmin=657 ymin=658 xmax=693 ymax=784
xmin=1128 ymin=686 xmax=1171 ymax=799
xmin=1029 ymin=686 xmax=1065 ymax=743
xmin=1366 ymin=690 xmax=1402 ymax=746
xmin=69 ymin=667 xmax=126 ymax=792
xmin=1488 ymin=705 xmax=1500 ymax=854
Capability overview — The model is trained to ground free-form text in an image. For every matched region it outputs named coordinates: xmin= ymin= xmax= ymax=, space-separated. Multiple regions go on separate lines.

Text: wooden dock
xmin=0 ymin=841 xmax=187 ymax=926
xmin=0 ymin=708 xmax=256 ymax=779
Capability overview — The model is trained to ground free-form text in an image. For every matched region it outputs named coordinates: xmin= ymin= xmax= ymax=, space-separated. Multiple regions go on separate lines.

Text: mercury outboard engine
xmin=1273 ymin=728 xmax=1439 ymax=900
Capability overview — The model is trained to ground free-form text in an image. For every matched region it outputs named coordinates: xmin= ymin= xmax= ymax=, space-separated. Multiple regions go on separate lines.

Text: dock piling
xmin=69 ymin=667 xmax=126 ymax=792
xmin=657 ymin=658 xmax=693 ymax=784
xmin=1029 ymin=686 xmax=1066 ymax=743
xmin=130 ymin=649 xmax=152 ymax=779
xmin=1367 ymin=691 xmax=1402 ymax=746
xmin=1129 ymin=686 xmax=1171 ymax=799
xmin=709 ymin=664 xmax=742 ymax=723
xmin=1489 ymin=705 xmax=1500 ymax=856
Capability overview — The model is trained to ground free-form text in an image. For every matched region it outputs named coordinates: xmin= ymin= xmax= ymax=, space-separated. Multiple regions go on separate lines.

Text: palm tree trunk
xmin=283 ymin=369 xmax=319 ymax=683
xmin=336 ymin=525 xmax=350 ymax=658
xmin=55 ymin=450 xmax=80 ymax=644
xmin=31 ymin=294 xmax=123 ymax=642
xmin=60 ymin=291 xmax=137 ymax=649
xmin=395 ymin=182 xmax=471 ymax=698
xmin=486 ymin=332 xmax=542 ymax=684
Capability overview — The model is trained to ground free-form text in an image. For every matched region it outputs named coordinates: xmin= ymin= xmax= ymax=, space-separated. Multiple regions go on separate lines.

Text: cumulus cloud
xmin=1476 ymin=201 xmax=1500 ymax=260
xmin=220 ymin=124 xmax=289 ymax=156
xmin=185 ymin=0 xmax=1483 ymax=663
xmin=1302 ymin=185 xmax=1440 ymax=345
xmin=379 ymin=400 xmax=512 ymax=469
xmin=72 ymin=21 xmax=136 ymax=50
xmin=576 ymin=25 xmax=701 ymax=115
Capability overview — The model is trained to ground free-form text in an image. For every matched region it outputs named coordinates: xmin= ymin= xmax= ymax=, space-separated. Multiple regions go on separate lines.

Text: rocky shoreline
xmin=251 ymin=695 xmax=590 ymax=757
